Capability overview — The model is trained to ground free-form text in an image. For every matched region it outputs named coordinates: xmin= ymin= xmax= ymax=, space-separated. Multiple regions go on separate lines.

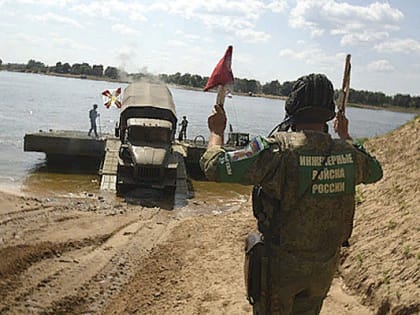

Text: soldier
xmin=88 ymin=104 xmax=100 ymax=137
xmin=200 ymin=74 xmax=382 ymax=314
xmin=178 ymin=115 xmax=188 ymax=141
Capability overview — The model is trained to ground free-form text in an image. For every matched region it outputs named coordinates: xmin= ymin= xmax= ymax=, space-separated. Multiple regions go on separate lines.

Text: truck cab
xmin=116 ymin=82 xmax=178 ymax=195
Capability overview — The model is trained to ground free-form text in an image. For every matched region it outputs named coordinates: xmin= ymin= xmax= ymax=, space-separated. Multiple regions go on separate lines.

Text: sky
xmin=0 ymin=0 xmax=419 ymax=96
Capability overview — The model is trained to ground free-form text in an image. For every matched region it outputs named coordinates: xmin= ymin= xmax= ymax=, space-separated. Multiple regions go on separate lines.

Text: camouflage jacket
xmin=200 ymin=131 xmax=383 ymax=260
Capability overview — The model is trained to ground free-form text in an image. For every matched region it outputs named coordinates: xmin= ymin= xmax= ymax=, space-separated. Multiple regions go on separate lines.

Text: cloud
xmin=49 ymin=33 xmax=92 ymax=50
xmin=0 ymin=21 xmax=15 ymax=29
xmin=167 ymin=39 xmax=188 ymax=47
xmin=112 ymin=24 xmax=141 ymax=36
xmin=10 ymin=32 xmax=46 ymax=45
xmin=128 ymin=11 xmax=147 ymax=22
xmin=163 ymin=0 xmax=273 ymax=43
xmin=69 ymin=0 xmax=277 ymax=43
xmin=71 ymin=0 xmax=147 ymax=21
xmin=2 ymin=0 xmax=73 ymax=6
xmin=367 ymin=59 xmax=395 ymax=72
xmin=279 ymin=47 xmax=346 ymax=67
xmin=33 ymin=12 xmax=83 ymax=28
xmin=175 ymin=30 xmax=200 ymax=42
xmin=265 ymin=0 xmax=288 ymax=13
xmin=71 ymin=0 xmax=125 ymax=19
xmin=166 ymin=0 xmax=262 ymax=20
xmin=236 ymin=28 xmax=271 ymax=43
xmin=289 ymin=0 xmax=403 ymax=45
xmin=340 ymin=31 xmax=389 ymax=46
xmin=368 ymin=60 xmax=394 ymax=72
xmin=374 ymin=38 xmax=420 ymax=54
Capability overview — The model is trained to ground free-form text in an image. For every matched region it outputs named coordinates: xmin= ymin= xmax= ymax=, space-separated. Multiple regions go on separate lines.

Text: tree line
xmin=0 ymin=59 xmax=120 ymax=80
xmin=1 ymin=58 xmax=419 ymax=109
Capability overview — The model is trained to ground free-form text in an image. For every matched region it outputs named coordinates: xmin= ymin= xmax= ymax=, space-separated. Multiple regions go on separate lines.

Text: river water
xmin=0 ymin=71 xmax=415 ymax=196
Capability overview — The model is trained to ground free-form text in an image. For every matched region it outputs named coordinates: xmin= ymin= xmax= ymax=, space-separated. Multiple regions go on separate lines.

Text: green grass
xmin=382 ymin=270 xmax=391 ymax=285
xmin=387 ymin=220 xmax=397 ymax=230
xmin=403 ymin=245 xmax=412 ymax=258
xmin=355 ymin=137 xmax=369 ymax=145
xmin=357 ymin=253 xmax=364 ymax=267
xmin=355 ymin=187 xmax=365 ymax=205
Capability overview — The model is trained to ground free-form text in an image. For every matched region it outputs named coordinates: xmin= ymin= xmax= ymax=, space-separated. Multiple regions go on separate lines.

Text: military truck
xmin=115 ymin=81 xmax=178 ymax=195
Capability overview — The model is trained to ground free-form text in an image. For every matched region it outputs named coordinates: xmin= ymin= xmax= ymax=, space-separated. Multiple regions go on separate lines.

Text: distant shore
xmin=2 ymin=69 xmax=419 ymax=114
xmin=347 ymin=102 xmax=420 ymax=114
xmin=173 ymin=84 xmax=419 ymax=114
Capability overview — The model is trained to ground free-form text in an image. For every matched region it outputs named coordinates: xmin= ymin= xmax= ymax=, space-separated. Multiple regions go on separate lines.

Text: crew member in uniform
xmin=200 ymin=74 xmax=382 ymax=314
xmin=88 ymin=104 xmax=100 ymax=137
xmin=178 ymin=115 xmax=188 ymax=141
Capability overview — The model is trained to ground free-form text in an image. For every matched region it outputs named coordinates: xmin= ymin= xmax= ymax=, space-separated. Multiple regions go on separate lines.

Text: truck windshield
xmin=128 ymin=126 xmax=170 ymax=143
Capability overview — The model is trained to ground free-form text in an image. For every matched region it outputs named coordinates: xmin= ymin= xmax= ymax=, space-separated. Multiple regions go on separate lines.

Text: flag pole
xmin=337 ymin=54 xmax=351 ymax=114
xmin=216 ymin=85 xmax=226 ymax=108
xmin=98 ymin=114 xmax=102 ymax=138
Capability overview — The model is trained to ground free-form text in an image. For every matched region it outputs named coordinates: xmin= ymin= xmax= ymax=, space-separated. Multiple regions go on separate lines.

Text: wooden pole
xmin=338 ymin=54 xmax=351 ymax=114
xmin=216 ymin=85 xmax=226 ymax=108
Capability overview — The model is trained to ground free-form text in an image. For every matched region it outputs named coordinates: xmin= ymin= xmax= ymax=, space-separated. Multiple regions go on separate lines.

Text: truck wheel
xmin=116 ymin=182 xmax=125 ymax=196
xmin=116 ymin=177 xmax=129 ymax=196
xmin=163 ymin=187 xmax=176 ymax=210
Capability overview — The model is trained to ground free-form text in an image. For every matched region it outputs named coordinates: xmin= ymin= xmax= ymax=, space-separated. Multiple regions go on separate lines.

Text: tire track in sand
xmin=0 ymin=207 xmax=183 ymax=315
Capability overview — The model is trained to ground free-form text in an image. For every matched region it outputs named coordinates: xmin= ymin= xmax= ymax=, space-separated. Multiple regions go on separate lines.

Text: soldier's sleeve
xmin=200 ymin=136 xmax=271 ymax=184
xmin=352 ymin=140 xmax=383 ymax=184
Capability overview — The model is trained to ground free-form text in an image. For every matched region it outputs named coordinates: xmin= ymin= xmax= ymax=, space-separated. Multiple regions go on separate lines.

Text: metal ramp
xmin=173 ymin=148 xmax=192 ymax=206
xmin=99 ymin=138 xmax=120 ymax=191
xmin=174 ymin=152 xmax=189 ymax=196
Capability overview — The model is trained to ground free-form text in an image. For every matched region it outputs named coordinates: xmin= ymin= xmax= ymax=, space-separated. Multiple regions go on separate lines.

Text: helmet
xmin=285 ymin=73 xmax=335 ymax=123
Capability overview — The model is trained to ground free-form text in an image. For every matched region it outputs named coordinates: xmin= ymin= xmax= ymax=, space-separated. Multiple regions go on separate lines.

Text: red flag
xmin=204 ymin=46 xmax=234 ymax=91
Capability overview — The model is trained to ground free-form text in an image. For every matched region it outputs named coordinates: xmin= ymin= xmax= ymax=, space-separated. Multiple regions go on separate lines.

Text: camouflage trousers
xmin=253 ymin=249 xmax=339 ymax=315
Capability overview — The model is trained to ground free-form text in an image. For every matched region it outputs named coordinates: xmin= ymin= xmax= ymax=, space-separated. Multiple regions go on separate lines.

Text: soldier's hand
xmin=208 ymin=104 xmax=227 ymax=136
xmin=334 ymin=111 xmax=352 ymax=141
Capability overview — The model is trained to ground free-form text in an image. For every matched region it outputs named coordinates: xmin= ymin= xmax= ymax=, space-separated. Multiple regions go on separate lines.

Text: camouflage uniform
xmin=200 ymin=130 xmax=382 ymax=314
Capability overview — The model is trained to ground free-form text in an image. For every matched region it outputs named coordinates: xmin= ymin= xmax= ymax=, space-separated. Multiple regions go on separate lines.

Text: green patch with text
xmin=298 ymin=152 xmax=355 ymax=196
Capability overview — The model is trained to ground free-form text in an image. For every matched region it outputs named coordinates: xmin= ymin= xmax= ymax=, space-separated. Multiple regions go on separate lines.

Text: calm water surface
xmin=0 ymin=71 xmax=415 ymax=196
